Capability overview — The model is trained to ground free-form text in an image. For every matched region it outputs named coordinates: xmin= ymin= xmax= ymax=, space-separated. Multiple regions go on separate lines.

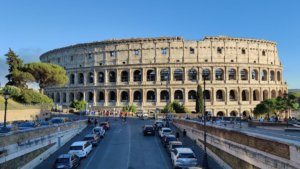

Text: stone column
xmin=116 ymin=89 xmax=120 ymax=107
xmin=170 ymin=88 xmax=174 ymax=102
xmin=93 ymin=70 xmax=97 ymax=85
xmin=156 ymin=88 xmax=160 ymax=105
xmin=156 ymin=68 xmax=160 ymax=83
xmin=104 ymin=89 xmax=108 ymax=106
xmin=93 ymin=89 xmax=96 ymax=106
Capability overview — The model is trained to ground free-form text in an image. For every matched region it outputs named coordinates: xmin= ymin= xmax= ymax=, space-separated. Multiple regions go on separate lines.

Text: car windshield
xmin=163 ymin=129 xmax=171 ymax=133
xmin=172 ymin=144 xmax=183 ymax=149
xmin=19 ymin=123 xmax=34 ymax=127
xmin=70 ymin=146 xmax=82 ymax=150
xmin=179 ymin=153 xmax=195 ymax=158
xmin=52 ymin=119 xmax=63 ymax=123
xmin=167 ymin=137 xmax=176 ymax=141
xmin=84 ymin=137 xmax=94 ymax=140
xmin=94 ymin=129 xmax=100 ymax=132
xmin=56 ymin=158 xmax=69 ymax=163
xmin=145 ymin=127 xmax=153 ymax=130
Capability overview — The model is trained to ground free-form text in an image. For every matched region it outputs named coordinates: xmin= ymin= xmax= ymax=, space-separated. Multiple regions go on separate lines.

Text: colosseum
xmin=40 ymin=36 xmax=288 ymax=117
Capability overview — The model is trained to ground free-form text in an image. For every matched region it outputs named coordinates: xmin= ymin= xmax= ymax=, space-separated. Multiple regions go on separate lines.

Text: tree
xmin=70 ymin=100 xmax=87 ymax=111
xmin=23 ymin=62 xmax=68 ymax=94
xmin=276 ymin=95 xmax=299 ymax=118
xmin=196 ymin=84 xmax=204 ymax=114
xmin=5 ymin=49 xmax=33 ymax=88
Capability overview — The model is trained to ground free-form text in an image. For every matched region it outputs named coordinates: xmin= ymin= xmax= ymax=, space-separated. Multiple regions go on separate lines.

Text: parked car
xmin=141 ymin=113 xmax=149 ymax=120
xmin=83 ymin=134 xmax=100 ymax=147
xmin=136 ymin=112 xmax=143 ymax=117
xmin=68 ymin=141 xmax=92 ymax=158
xmin=143 ymin=125 xmax=155 ymax=136
xmin=53 ymin=154 xmax=80 ymax=169
xmin=158 ymin=127 xmax=172 ymax=137
xmin=51 ymin=118 xmax=65 ymax=124
xmin=17 ymin=122 xmax=38 ymax=130
xmin=168 ymin=141 xmax=183 ymax=153
xmin=161 ymin=134 xmax=177 ymax=147
xmin=39 ymin=121 xmax=52 ymax=126
xmin=170 ymin=148 xmax=198 ymax=168
xmin=153 ymin=120 xmax=165 ymax=130
xmin=93 ymin=126 xmax=105 ymax=138
xmin=100 ymin=122 xmax=110 ymax=130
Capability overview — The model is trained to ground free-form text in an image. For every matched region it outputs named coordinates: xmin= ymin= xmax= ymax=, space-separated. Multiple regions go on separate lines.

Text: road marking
xmin=126 ymin=122 xmax=132 ymax=168
xmin=154 ymin=134 xmax=169 ymax=169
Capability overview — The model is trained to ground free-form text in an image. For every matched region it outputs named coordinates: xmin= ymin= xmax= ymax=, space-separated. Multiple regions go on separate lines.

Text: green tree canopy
xmin=23 ymin=62 xmax=68 ymax=93
xmin=196 ymin=84 xmax=204 ymax=114
xmin=70 ymin=100 xmax=87 ymax=111
xmin=161 ymin=101 xmax=190 ymax=113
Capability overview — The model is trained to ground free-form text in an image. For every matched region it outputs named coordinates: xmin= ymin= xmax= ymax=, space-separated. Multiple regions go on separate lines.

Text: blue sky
xmin=0 ymin=0 xmax=299 ymax=88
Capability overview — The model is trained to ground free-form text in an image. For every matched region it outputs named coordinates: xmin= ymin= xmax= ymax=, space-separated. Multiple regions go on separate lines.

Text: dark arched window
xmin=69 ymin=93 xmax=74 ymax=102
xmin=78 ymin=73 xmax=84 ymax=84
xmin=252 ymin=69 xmax=258 ymax=80
xmin=147 ymin=91 xmax=155 ymax=102
xmin=77 ymin=92 xmax=84 ymax=101
xmin=174 ymin=90 xmax=183 ymax=100
xmin=134 ymin=91 xmax=142 ymax=102
xmin=88 ymin=92 xmax=93 ymax=103
xmin=109 ymin=91 xmax=116 ymax=102
xmin=98 ymin=92 xmax=104 ymax=102
xmin=174 ymin=69 xmax=183 ymax=81
xmin=121 ymin=71 xmax=129 ymax=82
xmin=62 ymin=93 xmax=66 ymax=103
xmin=270 ymin=71 xmax=275 ymax=81
xmin=98 ymin=72 xmax=105 ymax=83
xmin=203 ymin=90 xmax=211 ymax=101
xmin=217 ymin=111 xmax=224 ymax=116
xmin=188 ymin=90 xmax=196 ymax=101
xmin=216 ymin=90 xmax=224 ymax=101
xmin=230 ymin=111 xmax=237 ymax=117
xmin=202 ymin=69 xmax=211 ymax=80
xmin=215 ymin=68 xmax=224 ymax=80
xmin=229 ymin=90 xmax=237 ymax=101
xmin=147 ymin=70 xmax=155 ymax=81
xmin=228 ymin=69 xmax=236 ymax=80
xmin=109 ymin=71 xmax=116 ymax=82
xmin=121 ymin=91 xmax=129 ymax=102
xmin=56 ymin=93 xmax=60 ymax=102
xmin=240 ymin=69 xmax=248 ymax=80
xmin=188 ymin=69 xmax=197 ymax=81
xmin=263 ymin=90 xmax=268 ymax=101
xmin=134 ymin=70 xmax=142 ymax=82
xmin=88 ymin=72 xmax=94 ymax=83
xmin=253 ymin=90 xmax=260 ymax=101
xmin=261 ymin=70 xmax=267 ymax=81
xmin=69 ymin=74 xmax=75 ymax=84
xmin=242 ymin=90 xmax=249 ymax=101
xmin=160 ymin=69 xmax=169 ymax=81
xmin=160 ymin=90 xmax=169 ymax=102
xmin=271 ymin=90 xmax=276 ymax=98
xmin=277 ymin=71 xmax=281 ymax=81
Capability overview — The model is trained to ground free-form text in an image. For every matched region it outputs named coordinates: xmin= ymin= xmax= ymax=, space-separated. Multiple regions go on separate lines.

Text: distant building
xmin=40 ymin=36 xmax=287 ymax=117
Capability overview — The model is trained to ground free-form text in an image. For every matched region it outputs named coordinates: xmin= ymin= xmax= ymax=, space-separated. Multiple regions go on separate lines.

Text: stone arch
xmin=121 ymin=71 xmax=129 ymax=82
xmin=217 ymin=111 xmax=224 ymax=116
xmin=188 ymin=90 xmax=196 ymax=101
xmin=121 ymin=91 xmax=129 ymax=102
xmin=133 ymin=70 xmax=142 ymax=82
xmin=133 ymin=91 xmax=142 ymax=102
xmin=69 ymin=93 xmax=74 ymax=102
xmin=240 ymin=69 xmax=248 ymax=80
xmin=160 ymin=69 xmax=169 ymax=81
xmin=277 ymin=71 xmax=281 ymax=81
xmin=147 ymin=69 xmax=155 ymax=81
xmin=98 ymin=91 xmax=104 ymax=102
xmin=229 ymin=90 xmax=237 ymax=101
xmin=147 ymin=90 xmax=155 ymax=102
xmin=278 ymin=90 xmax=283 ymax=97
xmin=174 ymin=90 xmax=183 ymax=100
xmin=62 ymin=93 xmax=66 ymax=103
xmin=241 ymin=90 xmax=249 ymax=101
xmin=109 ymin=71 xmax=116 ymax=82
xmin=216 ymin=90 xmax=224 ymax=101
xmin=87 ymin=92 xmax=93 ymax=103
xmin=188 ymin=69 xmax=197 ymax=81
xmin=253 ymin=89 xmax=260 ymax=101
xmin=263 ymin=90 xmax=269 ymax=101
xmin=228 ymin=68 xmax=236 ymax=80
xmin=69 ymin=74 xmax=75 ymax=84
xmin=87 ymin=72 xmax=94 ymax=84
xmin=77 ymin=92 xmax=84 ymax=101
xmin=160 ymin=90 xmax=169 ymax=102
xmin=174 ymin=69 xmax=183 ymax=81
xmin=242 ymin=110 xmax=250 ymax=117
xmin=203 ymin=90 xmax=211 ymax=101
xmin=202 ymin=69 xmax=211 ymax=80
xmin=215 ymin=68 xmax=224 ymax=80
xmin=252 ymin=69 xmax=258 ymax=80
xmin=271 ymin=90 xmax=276 ymax=98
xmin=98 ymin=72 xmax=105 ymax=83
xmin=56 ymin=93 xmax=60 ymax=103
xmin=270 ymin=70 xmax=275 ymax=81
xmin=230 ymin=110 xmax=237 ymax=117
xmin=261 ymin=70 xmax=268 ymax=81
xmin=78 ymin=73 xmax=84 ymax=84
xmin=109 ymin=91 xmax=116 ymax=102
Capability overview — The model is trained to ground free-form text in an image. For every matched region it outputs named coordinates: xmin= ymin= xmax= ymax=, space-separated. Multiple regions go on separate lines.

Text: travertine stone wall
xmin=40 ymin=36 xmax=287 ymax=116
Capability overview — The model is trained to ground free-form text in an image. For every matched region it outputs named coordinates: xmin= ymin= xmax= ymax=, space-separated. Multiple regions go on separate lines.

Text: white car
xmin=168 ymin=141 xmax=183 ymax=153
xmin=171 ymin=148 xmax=198 ymax=168
xmin=93 ymin=126 xmax=106 ymax=138
xmin=158 ymin=127 xmax=172 ymax=137
xmin=68 ymin=141 xmax=92 ymax=158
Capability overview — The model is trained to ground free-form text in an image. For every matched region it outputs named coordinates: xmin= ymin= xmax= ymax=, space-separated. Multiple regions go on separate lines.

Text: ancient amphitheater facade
xmin=40 ymin=36 xmax=287 ymax=117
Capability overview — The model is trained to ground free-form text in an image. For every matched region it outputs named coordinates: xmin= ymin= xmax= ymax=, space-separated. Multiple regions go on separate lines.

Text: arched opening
xmin=188 ymin=90 xmax=196 ymax=101
xmin=56 ymin=93 xmax=60 ymax=103
xmin=263 ymin=90 xmax=268 ymax=101
xmin=133 ymin=91 xmax=142 ymax=102
xmin=253 ymin=90 xmax=260 ymax=101
xmin=252 ymin=69 xmax=258 ymax=80
xmin=230 ymin=111 xmax=237 ymax=117
xmin=217 ymin=111 xmax=224 ymax=116
xmin=109 ymin=71 xmax=116 ymax=83
xmin=121 ymin=91 xmax=129 ymax=102
xmin=69 ymin=74 xmax=75 ymax=84
xmin=98 ymin=91 xmax=104 ymax=102
xmin=109 ymin=91 xmax=116 ymax=102
xmin=160 ymin=90 xmax=169 ymax=102
xmin=69 ymin=93 xmax=74 ymax=102
xmin=147 ymin=91 xmax=155 ymax=102
xmin=160 ymin=69 xmax=169 ymax=81
xmin=62 ymin=93 xmax=66 ymax=103
xmin=228 ymin=69 xmax=236 ymax=80
xmin=188 ymin=69 xmax=197 ymax=81
xmin=202 ymin=69 xmax=211 ymax=80
xmin=98 ymin=72 xmax=105 ymax=83
xmin=121 ymin=71 xmax=129 ymax=82
xmin=215 ymin=68 xmax=224 ymax=80
xmin=88 ymin=72 xmax=94 ymax=84
xmin=77 ymin=92 xmax=84 ymax=101
xmin=270 ymin=70 xmax=275 ymax=81
xmin=271 ymin=90 xmax=276 ymax=98
xmin=134 ymin=70 xmax=142 ymax=82
xmin=216 ymin=90 xmax=224 ymax=101
xmin=88 ymin=92 xmax=93 ymax=103
xmin=147 ymin=70 xmax=155 ymax=81
xmin=229 ymin=90 xmax=237 ymax=101
xmin=277 ymin=71 xmax=281 ymax=81
xmin=174 ymin=90 xmax=183 ymax=100
xmin=240 ymin=69 xmax=248 ymax=80
xmin=203 ymin=90 xmax=211 ymax=101
xmin=242 ymin=111 xmax=250 ymax=118
xmin=174 ymin=69 xmax=183 ymax=81
xmin=261 ymin=70 xmax=268 ymax=81
xmin=278 ymin=90 xmax=282 ymax=97
xmin=78 ymin=73 xmax=84 ymax=84
xmin=242 ymin=90 xmax=249 ymax=101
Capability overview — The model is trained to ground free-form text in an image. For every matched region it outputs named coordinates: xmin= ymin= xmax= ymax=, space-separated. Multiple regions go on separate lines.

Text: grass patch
xmin=0 ymin=96 xmax=40 ymax=110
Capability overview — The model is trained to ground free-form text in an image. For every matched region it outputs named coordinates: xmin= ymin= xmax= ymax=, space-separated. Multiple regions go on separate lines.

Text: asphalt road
xmin=36 ymin=118 xmax=172 ymax=169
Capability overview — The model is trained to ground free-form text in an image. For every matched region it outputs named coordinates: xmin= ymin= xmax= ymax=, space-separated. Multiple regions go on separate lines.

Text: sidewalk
xmin=170 ymin=123 xmax=223 ymax=169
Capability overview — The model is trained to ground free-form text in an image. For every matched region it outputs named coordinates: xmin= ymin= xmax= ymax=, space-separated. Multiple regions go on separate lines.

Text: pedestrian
xmin=176 ymin=131 xmax=180 ymax=140
xmin=183 ymin=129 xmax=187 ymax=137
xmin=94 ymin=118 xmax=98 ymax=126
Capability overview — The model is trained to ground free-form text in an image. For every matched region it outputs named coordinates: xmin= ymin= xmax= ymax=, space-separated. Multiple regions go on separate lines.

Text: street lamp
xmin=284 ymin=92 xmax=289 ymax=128
xmin=1 ymin=90 xmax=10 ymax=132
xmin=240 ymin=113 xmax=242 ymax=128
xmin=202 ymin=70 xmax=209 ymax=169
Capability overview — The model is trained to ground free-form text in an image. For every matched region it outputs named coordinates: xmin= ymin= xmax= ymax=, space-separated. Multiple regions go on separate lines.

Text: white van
xmin=68 ymin=141 xmax=92 ymax=158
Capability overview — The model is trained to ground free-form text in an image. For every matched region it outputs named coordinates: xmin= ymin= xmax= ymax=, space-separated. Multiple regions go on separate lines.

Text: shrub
xmin=70 ymin=100 xmax=87 ymax=111
xmin=161 ymin=101 xmax=190 ymax=113
xmin=1 ymin=85 xmax=22 ymax=99
xmin=122 ymin=104 xmax=137 ymax=112
xmin=19 ymin=89 xmax=54 ymax=106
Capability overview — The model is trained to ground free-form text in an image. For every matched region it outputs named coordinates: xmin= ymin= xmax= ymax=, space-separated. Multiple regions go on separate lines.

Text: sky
xmin=0 ymin=0 xmax=300 ymax=89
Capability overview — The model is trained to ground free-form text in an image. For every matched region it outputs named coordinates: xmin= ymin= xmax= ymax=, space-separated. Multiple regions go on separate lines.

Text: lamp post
xmin=202 ymin=70 xmax=209 ymax=169
xmin=1 ymin=90 xmax=10 ymax=132
xmin=284 ymin=92 xmax=289 ymax=128
xmin=240 ymin=113 xmax=242 ymax=128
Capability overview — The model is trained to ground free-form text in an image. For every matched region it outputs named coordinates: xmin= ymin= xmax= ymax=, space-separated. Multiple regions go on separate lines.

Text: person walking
xmin=176 ymin=131 xmax=180 ymax=141
xmin=182 ymin=129 xmax=187 ymax=137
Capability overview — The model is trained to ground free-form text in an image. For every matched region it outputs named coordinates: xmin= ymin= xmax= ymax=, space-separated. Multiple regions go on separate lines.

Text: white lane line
xmin=126 ymin=122 xmax=132 ymax=168
xmin=154 ymin=135 xmax=169 ymax=169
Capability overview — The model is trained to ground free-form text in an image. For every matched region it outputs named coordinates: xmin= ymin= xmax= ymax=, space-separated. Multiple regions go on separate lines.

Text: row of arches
xmin=51 ymin=89 xmax=285 ymax=103
xmin=68 ymin=68 xmax=282 ymax=84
